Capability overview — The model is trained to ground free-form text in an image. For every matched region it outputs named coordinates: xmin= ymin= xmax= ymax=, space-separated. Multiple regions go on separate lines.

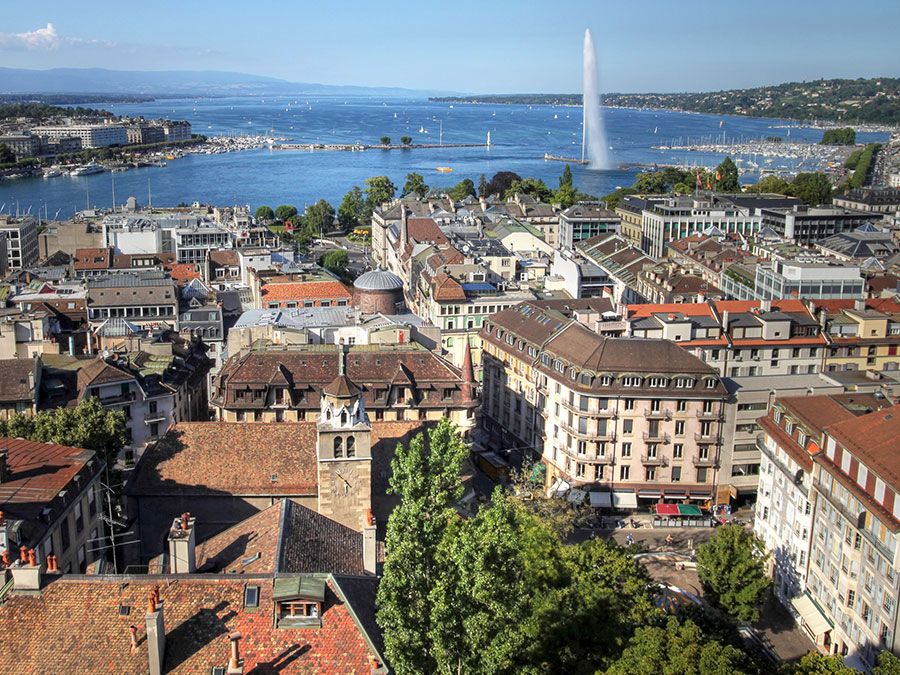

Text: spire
xmin=461 ymin=340 xmax=475 ymax=403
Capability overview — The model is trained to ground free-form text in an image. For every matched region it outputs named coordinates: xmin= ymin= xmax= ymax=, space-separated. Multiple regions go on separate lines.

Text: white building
xmin=33 ymin=124 xmax=128 ymax=149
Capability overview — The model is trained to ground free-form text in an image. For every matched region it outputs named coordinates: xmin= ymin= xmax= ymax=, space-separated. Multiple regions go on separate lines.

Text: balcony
xmin=697 ymin=409 xmax=724 ymax=421
xmin=644 ymin=408 xmax=673 ymax=420
xmin=641 ymin=454 xmax=669 ymax=467
xmin=642 ymin=431 xmax=671 ymax=444
xmin=561 ymin=423 xmax=616 ymax=441
xmin=693 ymin=456 xmax=719 ymax=468
xmin=695 ymin=433 xmax=723 ymax=445
xmin=561 ymin=399 xmax=618 ymax=418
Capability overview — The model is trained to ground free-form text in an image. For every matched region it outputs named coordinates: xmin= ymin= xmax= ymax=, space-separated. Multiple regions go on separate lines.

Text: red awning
xmin=655 ymin=504 xmax=680 ymax=516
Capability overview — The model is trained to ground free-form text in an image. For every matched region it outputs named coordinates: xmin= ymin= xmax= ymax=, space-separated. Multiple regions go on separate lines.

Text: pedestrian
xmin=665 ymin=534 xmax=674 ymax=547
xmin=625 ymin=533 xmax=634 ymax=546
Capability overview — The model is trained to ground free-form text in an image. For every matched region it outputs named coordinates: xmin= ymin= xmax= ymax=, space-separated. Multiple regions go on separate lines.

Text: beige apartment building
xmin=480 ymin=302 xmax=729 ymax=509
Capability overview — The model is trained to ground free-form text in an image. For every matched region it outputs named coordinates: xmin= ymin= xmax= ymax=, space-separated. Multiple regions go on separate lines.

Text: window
xmin=576 ymin=463 xmax=586 ymax=478
xmin=623 ymin=376 xmax=642 ymax=387
xmin=677 ymin=400 xmax=687 ymax=412
xmin=60 ymin=518 xmax=71 ymax=551
xmin=675 ymin=421 xmax=685 ymax=436
xmin=74 ymin=502 xmax=84 ymax=533
xmin=697 ymin=467 xmax=708 ymax=482
xmin=673 ymin=443 xmax=683 ymax=459
xmin=645 ymin=467 xmax=656 ymax=481
xmin=671 ymin=466 xmax=682 ymax=482
xmin=346 ymin=436 xmax=356 ymax=458
xmin=244 ymin=585 xmax=260 ymax=608
xmin=623 ymin=419 xmax=633 ymax=435
xmin=621 ymin=442 xmax=632 ymax=457
xmin=624 ymin=399 xmax=635 ymax=411
xmin=149 ymin=400 xmax=158 ymax=415
xmin=333 ymin=436 xmax=344 ymax=458
xmin=620 ymin=465 xmax=630 ymax=480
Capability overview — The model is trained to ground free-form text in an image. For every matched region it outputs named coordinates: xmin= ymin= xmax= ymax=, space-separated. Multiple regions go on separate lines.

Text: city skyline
xmin=0 ymin=0 xmax=898 ymax=94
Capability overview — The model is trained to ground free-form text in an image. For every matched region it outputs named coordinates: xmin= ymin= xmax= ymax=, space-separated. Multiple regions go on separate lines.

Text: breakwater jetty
xmin=272 ymin=142 xmax=490 ymax=152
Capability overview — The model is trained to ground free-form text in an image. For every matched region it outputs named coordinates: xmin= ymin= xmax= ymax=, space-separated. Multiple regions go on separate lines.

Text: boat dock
xmin=543 ymin=153 xmax=589 ymax=164
xmin=272 ymin=142 xmax=490 ymax=152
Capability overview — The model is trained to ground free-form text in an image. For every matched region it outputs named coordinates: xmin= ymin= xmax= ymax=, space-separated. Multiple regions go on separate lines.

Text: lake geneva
xmin=0 ymin=96 xmax=888 ymax=218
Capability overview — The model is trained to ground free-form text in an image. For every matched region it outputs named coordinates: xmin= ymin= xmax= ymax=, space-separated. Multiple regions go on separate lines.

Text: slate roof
xmin=0 ymin=575 xmax=382 ymax=673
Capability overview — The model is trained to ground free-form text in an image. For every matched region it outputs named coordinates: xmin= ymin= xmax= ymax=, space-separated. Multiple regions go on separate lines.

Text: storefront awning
xmin=613 ymin=491 xmax=638 ymax=509
xmin=589 ymin=491 xmax=612 ymax=508
xmin=655 ymin=504 xmax=704 ymax=517
xmin=791 ymin=593 xmax=833 ymax=637
xmin=567 ymin=488 xmax=588 ymax=504
xmin=548 ymin=479 xmax=570 ymax=498
xmin=638 ymin=490 xmax=662 ymax=499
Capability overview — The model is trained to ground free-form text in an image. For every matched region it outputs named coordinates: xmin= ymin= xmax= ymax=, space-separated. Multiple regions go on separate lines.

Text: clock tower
xmin=316 ymin=346 xmax=373 ymax=531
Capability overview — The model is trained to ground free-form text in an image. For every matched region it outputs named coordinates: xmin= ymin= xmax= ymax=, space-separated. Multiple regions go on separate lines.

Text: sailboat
xmin=719 ymin=120 xmax=725 ymax=128
xmin=419 ymin=126 xmax=426 ymax=133
xmin=654 ymin=126 xmax=658 ymax=134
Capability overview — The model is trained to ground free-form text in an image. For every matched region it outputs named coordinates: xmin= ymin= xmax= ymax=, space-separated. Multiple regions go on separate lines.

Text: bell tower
xmin=316 ymin=343 xmax=373 ymax=531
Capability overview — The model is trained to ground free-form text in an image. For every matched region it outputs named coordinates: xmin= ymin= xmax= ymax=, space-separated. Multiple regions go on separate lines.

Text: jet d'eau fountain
xmin=582 ymin=28 xmax=612 ymax=170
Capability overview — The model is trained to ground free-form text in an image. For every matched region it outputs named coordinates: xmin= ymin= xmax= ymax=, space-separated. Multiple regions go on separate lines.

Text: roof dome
xmin=353 ymin=269 xmax=404 ymax=292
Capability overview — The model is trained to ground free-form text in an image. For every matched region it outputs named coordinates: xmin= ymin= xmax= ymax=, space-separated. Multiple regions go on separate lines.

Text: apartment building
xmin=86 ymin=272 xmax=178 ymax=330
xmin=819 ymin=300 xmax=900 ymax=373
xmin=33 ymin=123 xmax=128 ymax=148
xmin=480 ymin=302 xmax=729 ymax=508
xmin=760 ymin=205 xmax=873 ymax=244
xmin=0 ymin=436 xmax=104 ymax=575
xmin=755 ymin=259 xmax=866 ymax=301
xmin=558 ymin=203 xmax=620 ymax=251
xmin=575 ymin=234 xmax=657 ymax=305
xmin=0 ymin=216 xmax=39 ymax=270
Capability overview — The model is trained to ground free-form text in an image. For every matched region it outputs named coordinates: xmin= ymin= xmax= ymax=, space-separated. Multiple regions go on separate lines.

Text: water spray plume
xmin=582 ymin=28 xmax=611 ymax=170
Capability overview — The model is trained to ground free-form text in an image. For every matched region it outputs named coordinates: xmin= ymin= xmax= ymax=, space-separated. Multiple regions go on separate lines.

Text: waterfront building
xmin=0 ymin=436 xmax=105 ymax=575
xmin=0 ymin=133 xmax=40 ymax=158
xmin=32 ymin=123 xmax=128 ymax=148
xmin=0 ymin=216 xmax=39 ymax=270
xmin=558 ymin=202 xmax=621 ymax=251
xmin=480 ymin=301 xmax=729 ymax=508
xmin=760 ymin=205 xmax=874 ymax=244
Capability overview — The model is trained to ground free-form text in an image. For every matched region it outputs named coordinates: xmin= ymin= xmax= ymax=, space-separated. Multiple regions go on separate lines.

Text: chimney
xmin=145 ymin=590 xmax=166 ymax=675
xmin=10 ymin=547 xmax=42 ymax=591
xmin=721 ymin=311 xmax=730 ymax=332
xmin=0 ymin=448 xmax=9 ymax=483
xmin=167 ymin=513 xmax=196 ymax=574
xmin=227 ymin=632 xmax=244 ymax=674
xmin=461 ymin=341 xmax=475 ymax=403
xmin=399 ymin=205 xmax=408 ymax=246
xmin=760 ymin=299 xmax=772 ymax=312
xmin=854 ymin=299 xmax=866 ymax=312
xmin=363 ymin=509 xmax=377 ymax=575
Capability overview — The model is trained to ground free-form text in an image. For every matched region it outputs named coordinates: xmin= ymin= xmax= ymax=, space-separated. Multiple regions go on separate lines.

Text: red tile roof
xmin=826 ymin=404 xmax=900 ymax=488
xmin=167 ymin=263 xmax=202 ymax=283
xmin=261 ymin=280 xmax=352 ymax=303
xmin=0 ymin=576 xmax=382 ymax=673
xmin=72 ymin=247 xmax=111 ymax=270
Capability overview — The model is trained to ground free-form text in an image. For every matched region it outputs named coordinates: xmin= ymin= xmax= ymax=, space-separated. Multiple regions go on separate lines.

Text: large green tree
xmin=715 ymin=157 xmax=740 ymax=192
xmin=478 ymin=173 xmax=488 ymax=198
xmin=504 ymin=177 xmax=553 ymax=202
xmin=781 ymin=651 xmax=856 ymax=674
xmin=485 ymin=171 xmax=522 ymax=197
xmin=750 ymin=175 xmax=791 ymax=195
xmin=365 ymin=175 xmax=397 ymax=209
xmin=447 ymin=178 xmax=476 ymax=202
xmin=874 ymin=650 xmax=900 ymax=675
xmin=338 ymin=186 xmax=368 ymax=230
xmin=560 ymin=164 xmax=574 ymax=190
xmin=0 ymin=397 xmax=127 ymax=466
xmin=788 ymin=172 xmax=833 ymax=205
xmin=376 ymin=419 xmax=468 ymax=675
xmin=303 ymin=199 xmax=335 ymax=237
xmin=696 ymin=524 xmax=771 ymax=622
xmin=274 ymin=204 xmax=298 ymax=222
xmin=606 ymin=617 xmax=753 ymax=675
xmin=0 ymin=143 xmax=15 ymax=164
xmin=403 ymin=172 xmax=429 ymax=198
xmin=255 ymin=205 xmax=275 ymax=222
xmin=320 ymin=249 xmax=349 ymax=277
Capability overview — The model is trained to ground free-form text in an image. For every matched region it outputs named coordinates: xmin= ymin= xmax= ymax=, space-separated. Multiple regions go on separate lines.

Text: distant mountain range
xmin=0 ymin=67 xmax=448 ymax=98
xmin=432 ymin=78 xmax=900 ymax=125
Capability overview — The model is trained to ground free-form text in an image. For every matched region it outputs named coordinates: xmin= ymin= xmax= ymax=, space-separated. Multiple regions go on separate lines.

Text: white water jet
xmin=582 ymin=28 xmax=612 ymax=170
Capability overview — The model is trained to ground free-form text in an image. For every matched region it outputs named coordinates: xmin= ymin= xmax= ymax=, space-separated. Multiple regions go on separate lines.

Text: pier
xmin=543 ymin=153 xmax=589 ymax=164
xmin=272 ymin=142 xmax=490 ymax=152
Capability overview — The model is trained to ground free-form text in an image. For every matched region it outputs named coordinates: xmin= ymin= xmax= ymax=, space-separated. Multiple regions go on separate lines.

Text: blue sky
xmin=1 ymin=0 xmax=898 ymax=93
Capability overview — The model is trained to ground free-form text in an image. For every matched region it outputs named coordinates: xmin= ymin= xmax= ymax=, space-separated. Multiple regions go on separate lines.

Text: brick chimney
xmin=363 ymin=509 xmax=377 ymax=575
xmin=146 ymin=590 xmax=166 ymax=675
xmin=10 ymin=547 xmax=42 ymax=591
xmin=167 ymin=512 xmax=196 ymax=574
xmin=227 ymin=632 xmax=244 ymax=674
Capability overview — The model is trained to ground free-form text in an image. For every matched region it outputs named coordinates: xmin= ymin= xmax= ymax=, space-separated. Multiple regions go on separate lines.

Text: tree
xmin=781 ymin=651 xmax=856 ymax=674
xmin=0 ymin=143 xmax=15 ymax=164
xmin=376 ymin=419 xmax=469 ymax=675
xmin=873 ymin=650 xmax=900 ymax=675
xmin=447 ymin=178 xmax=476 ymax=202
xmin=560 ymin=163 xmax=574 ymax=189
xmin=338 ymin=186 xmax=368 ymax=230
xmin=274 ymin=204 xmax=298 ymax=222
xmin=750 ymin=175 xmax=791 ymax=195
xmin=504 ymin=177 xmax=553 ymax=202
xmin=303 ymin=199 xmax=335 ymax=238
xmin=820 ymin=128 xmax=856 ymax=145
xmin=364 ymin=175 xmax=397 ymax=209
xmin=607 ymin=617 xmax=753 ymax=675
xmin=788 ymin=172 xmax=833 ymax=205
xmin=320 ymin=249 xmax=349 ymax=277
xmin=400 ymin=135 xmax=412 ymax=146
xmin=402 ymin=172 xmax=429 ymax=198
xmin=0 ymin=397 xmax=127 ymax=467
xmin=478 ymin=173 xmax=488 ymax=198
xmin=255 ymin=205 xmax=275 ymax=222
xmin=695 ymin=524 xmax=771 ymax=622
xmin=380 ymin=136 xmax=391 ymax=146
xmin=715 ymin=157 xmax=740 ymax=192
xmin=485 ymin=171 xmax=522 ymax=197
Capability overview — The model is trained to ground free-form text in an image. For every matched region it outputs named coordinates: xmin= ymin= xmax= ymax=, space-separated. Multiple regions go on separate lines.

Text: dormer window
xmin=623 ymin=376 xmax=642 ymax=388
xmin=273 ymin=577 xmax=325 ymax=628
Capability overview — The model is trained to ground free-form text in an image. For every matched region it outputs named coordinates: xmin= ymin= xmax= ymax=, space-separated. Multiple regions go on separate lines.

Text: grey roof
xmin=353 ymin=269 xmax=404 ymax=292
xmin=233 ymin=307 xmax=356 ymax=330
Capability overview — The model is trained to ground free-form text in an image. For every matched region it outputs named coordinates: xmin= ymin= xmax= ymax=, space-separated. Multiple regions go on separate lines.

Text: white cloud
xmin=0 ymin=23 xmax=116 ymax=51
xmin=0 ymin=23 xmax=61 ymax=50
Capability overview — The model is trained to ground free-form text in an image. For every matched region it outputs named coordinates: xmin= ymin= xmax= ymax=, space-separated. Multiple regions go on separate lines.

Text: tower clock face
xmin=331 ymin=464 xmax=358 ymax=499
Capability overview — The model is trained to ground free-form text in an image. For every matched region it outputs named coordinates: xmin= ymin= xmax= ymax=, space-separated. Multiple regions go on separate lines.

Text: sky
xmin=0 ymin=0 xmax=898 ymax=94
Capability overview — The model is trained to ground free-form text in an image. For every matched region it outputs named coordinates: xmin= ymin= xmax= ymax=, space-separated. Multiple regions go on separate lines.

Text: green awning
xmin=273 ymin=576 xmax=326 ymax=602
xmin=677 ymin=504 xmax=703 ymax=516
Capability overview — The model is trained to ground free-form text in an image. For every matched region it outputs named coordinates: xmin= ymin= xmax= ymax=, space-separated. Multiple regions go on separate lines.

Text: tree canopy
xmin=715 ymin=157 xmax=740 ymax=192
xmin=254 ymin=205 xmax=275 ymax=222
xmin=338 ymin=186 xmax=368 ymax=230
xmin=504 ymin=177 xmax=553 ymax=202
xmin=789 ymin=172 xmax=834 ymax=205
xmin=303 ymin=199 xmax=335 ymax=237
xmin=365 ymin=175 xmax=397 ymax=209
xmin=380 ymin=136 xmax=391 ymax=146
xmin=696 ymin=524 xmax=771 ymax=623
xmin=447 ymin=178 xmax=476 ymax=202
xmin=780 ymin=651 xmax=856 ymax=674
xmin=485 ymin=171 xmax=522 ymax=197
xmin=400 ymin=135 xmax=412 ymax=146
xmin=402 ymin=172 xmax=429 ymax=198
xmin=820 ymin=128 xmax=856 ymax=145
xmin=274 ymin=204 xmax=298 ymax=222
xmin=0 ymin=143 xmax=14 ymax=164
xmin=874 ymin=650 xmax=900 ymax=675
xmin=320 ymin=249 xmax=349 ymax=277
